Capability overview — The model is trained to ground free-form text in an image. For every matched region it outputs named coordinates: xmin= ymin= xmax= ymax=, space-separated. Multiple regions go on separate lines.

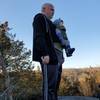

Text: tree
xmin=0 ymin=21 xmax=32 ymax=99
xmin=0 ymin=21 xmax=13 ymax=100
xmin=0 ymin=21 xmax=32 ymax=71
xmin=6 ymin=39 xmax=32 ymax=71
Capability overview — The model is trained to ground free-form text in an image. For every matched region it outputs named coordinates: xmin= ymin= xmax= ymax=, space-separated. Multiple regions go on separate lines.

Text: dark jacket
xmin=32 ymin=13 xmax=60 ymax=64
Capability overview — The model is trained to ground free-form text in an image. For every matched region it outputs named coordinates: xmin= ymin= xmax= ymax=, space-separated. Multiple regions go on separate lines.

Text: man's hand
xmin=41 ymin=55 xmax=50 ymax=64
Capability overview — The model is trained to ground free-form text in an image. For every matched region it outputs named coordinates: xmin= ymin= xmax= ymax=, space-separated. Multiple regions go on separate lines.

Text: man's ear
xmin=41 ymin=7 xmax=45 ymax=12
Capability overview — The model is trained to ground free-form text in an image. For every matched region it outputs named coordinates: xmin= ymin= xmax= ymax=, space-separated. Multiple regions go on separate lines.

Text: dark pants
xmin=55 ymin=49 xmax=64 ymax=99
xmin=41 ymin=49 xmax=64 ymax=100
xmin=41 ymin=64 xmax=62 ymax=100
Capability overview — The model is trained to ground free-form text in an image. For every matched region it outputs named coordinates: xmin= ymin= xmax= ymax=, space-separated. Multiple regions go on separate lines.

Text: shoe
xmin=66 ymin=48 xmax=75 ymax=57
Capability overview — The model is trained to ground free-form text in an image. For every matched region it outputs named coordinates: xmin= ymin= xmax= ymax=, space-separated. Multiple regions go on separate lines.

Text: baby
xmin=54 ymin=18 xmax=75 ymax=57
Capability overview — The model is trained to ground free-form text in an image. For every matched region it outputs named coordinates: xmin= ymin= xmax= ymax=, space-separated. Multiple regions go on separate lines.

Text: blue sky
xmin=0 ymin=0 xmax=100 ymax=68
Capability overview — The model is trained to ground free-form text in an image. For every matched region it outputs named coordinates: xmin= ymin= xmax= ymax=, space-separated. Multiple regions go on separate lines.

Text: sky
xmin=0 ymin=0 xmax=100 ymax=68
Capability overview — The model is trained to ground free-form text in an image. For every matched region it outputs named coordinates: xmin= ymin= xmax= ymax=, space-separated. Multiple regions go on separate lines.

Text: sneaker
xmin=66 ymin=48 xmax=75 ymax=57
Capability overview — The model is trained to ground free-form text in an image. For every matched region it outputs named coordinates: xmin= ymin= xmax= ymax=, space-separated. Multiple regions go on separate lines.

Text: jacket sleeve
xmin=33 ymin=14 xmax=48 ymax=57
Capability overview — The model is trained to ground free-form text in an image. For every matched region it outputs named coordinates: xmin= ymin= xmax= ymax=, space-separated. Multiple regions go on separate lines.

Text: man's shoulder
xmin=34 ymin=13 xmax=45 ymax=20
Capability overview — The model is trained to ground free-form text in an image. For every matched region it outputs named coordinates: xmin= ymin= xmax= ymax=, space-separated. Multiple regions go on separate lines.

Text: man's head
xmin=41 ymin=3 xmax=54 ymax=19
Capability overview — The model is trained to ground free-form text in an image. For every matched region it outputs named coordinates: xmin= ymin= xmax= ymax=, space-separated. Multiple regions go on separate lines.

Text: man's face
xmin=44 ymin=5 xmax=54 ymax=19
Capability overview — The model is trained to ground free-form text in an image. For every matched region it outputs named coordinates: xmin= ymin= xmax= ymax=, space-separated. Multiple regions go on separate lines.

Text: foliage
xmin=0 ymin=21 xmax=32 ymax=100
xmin=0 ymin=21 xmax=32 ymax=71
xmin=0 ymin=67 xmax=100 ymax=99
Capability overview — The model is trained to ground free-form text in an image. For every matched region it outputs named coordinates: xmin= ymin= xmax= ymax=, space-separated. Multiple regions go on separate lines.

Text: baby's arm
xmin=56 ymin=28 xmax=70 ymax=48
xmin=56 ymin=29 xmax=66 ymax=46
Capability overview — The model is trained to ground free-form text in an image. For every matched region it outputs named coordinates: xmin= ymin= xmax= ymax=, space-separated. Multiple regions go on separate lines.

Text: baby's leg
xmin=65 ymin=41 xmax=75 ymax=57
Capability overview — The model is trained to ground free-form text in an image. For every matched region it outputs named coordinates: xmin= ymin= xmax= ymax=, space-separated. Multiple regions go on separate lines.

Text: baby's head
xmin=54 ymin=18 xmax=63 ymax=27
xmin=53 ymin=18 xmax=66 ymax=31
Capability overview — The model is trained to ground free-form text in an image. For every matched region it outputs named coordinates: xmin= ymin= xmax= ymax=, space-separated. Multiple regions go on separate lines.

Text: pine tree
xmin=0 ymin=21 xmax=32 ymax=99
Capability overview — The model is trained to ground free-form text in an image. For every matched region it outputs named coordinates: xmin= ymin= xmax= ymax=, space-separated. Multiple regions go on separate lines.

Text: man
xmin=32 ymin=3 xmax=63 ymax=100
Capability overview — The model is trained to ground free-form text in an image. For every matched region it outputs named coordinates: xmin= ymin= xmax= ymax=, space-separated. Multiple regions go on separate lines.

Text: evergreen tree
xmin=0 ymin=21 xmax=32 ymax=100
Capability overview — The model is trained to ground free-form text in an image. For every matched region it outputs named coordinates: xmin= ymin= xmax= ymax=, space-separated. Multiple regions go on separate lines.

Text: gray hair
xmin=41 ymin=3 xmax=54 ymax=11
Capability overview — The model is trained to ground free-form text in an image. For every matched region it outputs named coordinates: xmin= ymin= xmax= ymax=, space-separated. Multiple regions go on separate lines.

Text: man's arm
xmin=33 ymin=14 xmax=49 ymax=63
